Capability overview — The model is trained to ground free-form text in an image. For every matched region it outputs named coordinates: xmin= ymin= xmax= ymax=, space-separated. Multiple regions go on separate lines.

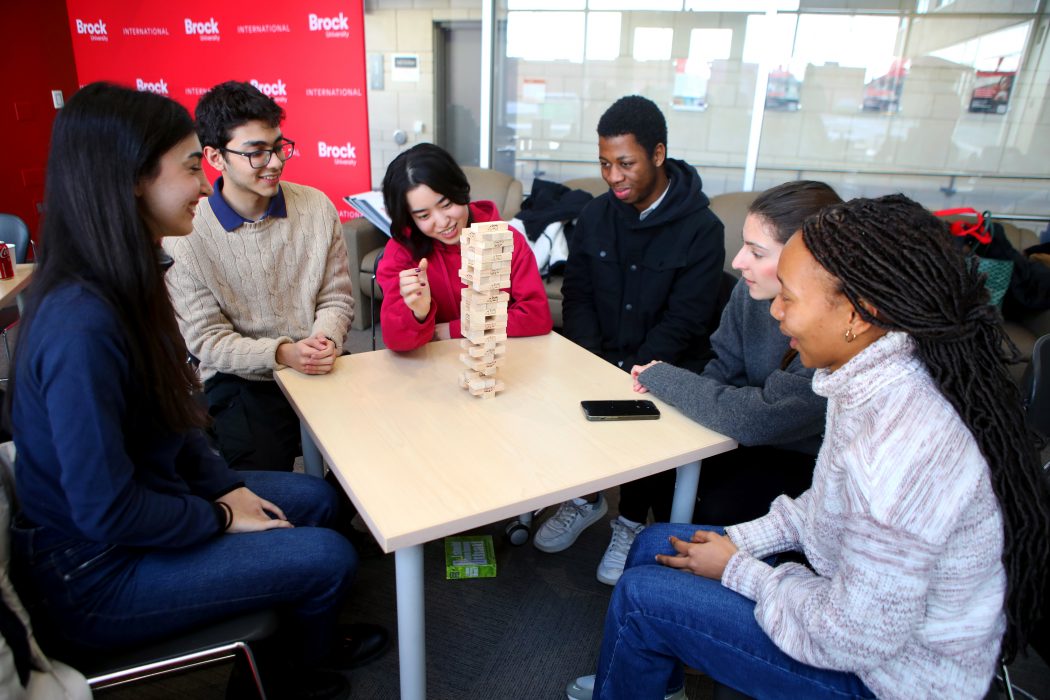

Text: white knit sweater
xmin=723 ymin=332 xmax=1006 ymax=700
xmin=164 ymin=182 xmax=355 ymax=382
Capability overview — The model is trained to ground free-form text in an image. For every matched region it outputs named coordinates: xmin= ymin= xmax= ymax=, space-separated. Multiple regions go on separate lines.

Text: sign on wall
xmin=65 ymin=0 xmax=370 ymax=222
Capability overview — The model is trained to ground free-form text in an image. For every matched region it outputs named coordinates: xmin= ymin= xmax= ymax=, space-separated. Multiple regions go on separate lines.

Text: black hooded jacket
xmin=561 ymin=158 xmax=725 ymax=373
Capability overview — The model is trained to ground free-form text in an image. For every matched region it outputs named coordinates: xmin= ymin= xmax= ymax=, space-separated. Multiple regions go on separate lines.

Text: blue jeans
xmin=593 ymin=523 xmax=875 ymax=700
xmin=12 ymin=471 xmax=357 ymax=666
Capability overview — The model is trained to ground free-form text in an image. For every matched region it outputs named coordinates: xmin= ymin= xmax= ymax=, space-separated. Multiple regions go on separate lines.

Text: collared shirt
xmin=208 ymin=176 xmax=288 ymax=232
xmin=638 ymin=178 xmax=671 ymax=221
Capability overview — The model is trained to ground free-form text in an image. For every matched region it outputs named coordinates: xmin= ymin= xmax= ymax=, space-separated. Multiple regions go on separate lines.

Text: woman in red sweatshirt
xmin=377 ymin=144 xmax=553 ymax=351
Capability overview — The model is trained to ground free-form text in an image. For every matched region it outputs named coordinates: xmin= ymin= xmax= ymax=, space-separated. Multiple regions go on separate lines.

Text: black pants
xmin=618 ymin=471 xmax=678 ymax=524
xmin=204 ymin=373 xmax=301 ymax=472
xmin=692 ymin=444 xmax=817 ymax=526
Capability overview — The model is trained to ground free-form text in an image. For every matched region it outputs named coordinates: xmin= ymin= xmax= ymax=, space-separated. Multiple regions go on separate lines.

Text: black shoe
xmin=330 ymin=622 xmax=390 ymax=670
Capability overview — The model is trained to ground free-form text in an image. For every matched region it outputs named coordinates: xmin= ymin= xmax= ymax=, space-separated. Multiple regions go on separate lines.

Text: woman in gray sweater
xmin=632 ymin=181 xmax=842 ymax=525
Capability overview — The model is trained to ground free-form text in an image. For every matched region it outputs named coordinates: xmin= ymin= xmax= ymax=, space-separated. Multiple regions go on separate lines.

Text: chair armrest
xmin=342 ymin=218 xmax=389 ymax=280
xmin=342 ymin=218 xmax=388 ymax=331
xmin=1014 ymin=310 xmax=1050 ymax=343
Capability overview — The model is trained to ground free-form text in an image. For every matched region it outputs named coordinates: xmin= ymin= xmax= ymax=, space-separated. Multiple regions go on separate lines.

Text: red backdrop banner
xmin=65 ymin=0 xmax=370 ymax=222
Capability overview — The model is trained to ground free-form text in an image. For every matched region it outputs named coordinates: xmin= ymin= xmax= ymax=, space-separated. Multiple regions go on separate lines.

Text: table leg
xmin=395 ymin=545 xmax=426 ymax=700
xmin=670 ymin=460 xmax=701 ymax=523
xmin=300 ymin=423 xmax=324 ymax=478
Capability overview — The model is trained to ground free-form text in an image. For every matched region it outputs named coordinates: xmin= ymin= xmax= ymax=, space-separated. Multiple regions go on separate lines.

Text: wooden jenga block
xmin=466 ymin=376 xmax=504 ymax=399
xmin=459 ymin=353 xmax=505 ymax=372
xmin=461 ymin=290 xmax=508 ymax=305
xmin=462 ymin=328 xmax=507 ymax=344
xmin=461 ymin=256 xmax=511 ymax=273
xmin=461 ymin=341 xmax=506 ymax=358
xmin=462 ymin=312 xmax=508 ymax=331
xmin=461 ymin=222 xmax=512 ymax=243
xmin=462 ymin=246 xmax=513 ymax=261
xmin=466 ymin=375 xmax=496 ymax=392
xmin=459 ymin=268 xmax=505 ymax=286
xmin=462 ymin=299 xmax=508 ymax=316
xmin=464 ymin=245 xmax=509 ymax=258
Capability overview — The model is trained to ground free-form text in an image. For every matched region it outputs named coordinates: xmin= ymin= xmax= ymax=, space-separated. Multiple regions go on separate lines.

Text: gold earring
xmin=844 ymin=326 xmax=856 ymax=343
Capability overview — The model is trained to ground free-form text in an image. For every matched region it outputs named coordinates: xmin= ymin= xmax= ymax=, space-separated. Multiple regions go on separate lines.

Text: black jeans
xmin=204 ymin=373 xmax=301 ymax=472
xmin=692 ymin=444 xmax=817 ymax=526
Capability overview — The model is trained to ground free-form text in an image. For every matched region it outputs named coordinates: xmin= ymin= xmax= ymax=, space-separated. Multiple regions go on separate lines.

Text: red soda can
xmin=0 ymin=242 xmax=13 ymax=280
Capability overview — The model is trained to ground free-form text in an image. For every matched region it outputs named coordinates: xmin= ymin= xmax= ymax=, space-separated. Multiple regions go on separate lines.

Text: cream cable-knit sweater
xmin=723 ymin=332 xmax=1006 ymax=700
xmin=164 ymin=182 xmax=355 ymax=382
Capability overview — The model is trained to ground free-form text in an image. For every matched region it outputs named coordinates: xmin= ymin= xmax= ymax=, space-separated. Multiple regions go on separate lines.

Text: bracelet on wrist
xmin=217 ymin=501 xmax=233 ymax=531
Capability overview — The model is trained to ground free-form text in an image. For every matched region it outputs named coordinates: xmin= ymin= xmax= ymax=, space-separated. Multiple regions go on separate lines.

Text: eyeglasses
xmin=221 ymin=139 xmax=295 ymax=169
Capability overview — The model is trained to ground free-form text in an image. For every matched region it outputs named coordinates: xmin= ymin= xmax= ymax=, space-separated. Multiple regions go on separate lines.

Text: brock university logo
xmin=185 ymin=17 xmax=220 ymax=41
xmin=75 ymin=18 xmax=108 ymax=42
xmin=318 ymin=141 xmax=357 ymax=166
xmin=136 ymin=79 xmax=169 ymax=95
xmin=250 ymin=79 xmax=288 ymax=102
xmin=308 ymin=12 xmax=350 ymax=38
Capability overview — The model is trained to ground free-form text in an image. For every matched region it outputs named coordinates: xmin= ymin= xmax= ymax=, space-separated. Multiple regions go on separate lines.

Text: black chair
xmin=370 ymin=248 xmax=385 ymax=351
xmin=1022 ymin=333 xmax=1050 ymax=441
xmin=76 ymin=611 xmax=278 ymax=696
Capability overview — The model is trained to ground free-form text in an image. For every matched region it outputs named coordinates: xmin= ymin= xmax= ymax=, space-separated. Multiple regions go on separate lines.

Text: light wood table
xmin=0 ymin=264 xmax=34 ymax=311
xmin=275 ymin=332 xmax=736 ymax=700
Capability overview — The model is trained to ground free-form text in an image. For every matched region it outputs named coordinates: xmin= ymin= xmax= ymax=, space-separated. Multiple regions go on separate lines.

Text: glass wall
xmin=493 ymin=0 xmax=1050 ymax=222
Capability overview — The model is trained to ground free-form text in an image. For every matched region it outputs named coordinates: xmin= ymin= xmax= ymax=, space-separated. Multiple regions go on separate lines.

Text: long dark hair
xmin=8 ymin=82 xmax=206 ymax=432
xmin=381 ymin=143 xmax=470 ymax=260
xmin=803 ymin=193 xmax=1050 ymax=662
xmin=749 ymin=180 xmax=843 ymax=245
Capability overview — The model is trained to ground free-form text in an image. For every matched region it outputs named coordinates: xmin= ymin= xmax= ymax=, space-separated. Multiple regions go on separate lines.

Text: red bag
xmin=933 ymin=207 xmax=992 ymax=244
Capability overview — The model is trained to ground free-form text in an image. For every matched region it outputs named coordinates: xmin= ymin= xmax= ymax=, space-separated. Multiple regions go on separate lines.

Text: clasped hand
xmin=217 ymin=487 xmax=293 ymax=534
xmin=655 ymin=530 xmax=738 ymax=580
xmin=277 ymin=332 xmax=335 ymax=375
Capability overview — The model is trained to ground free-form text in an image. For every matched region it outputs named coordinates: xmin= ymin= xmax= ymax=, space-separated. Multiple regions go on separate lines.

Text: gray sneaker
xmin=533 ymin=496 xmax=608 ymax=553
xmin=596 ymin=519 xmax=645 ymax=586
xmin=566 ymin=674 xmax=687 ymax=700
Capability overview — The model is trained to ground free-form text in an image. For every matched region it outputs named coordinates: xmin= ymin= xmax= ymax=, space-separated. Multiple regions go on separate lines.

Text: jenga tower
xmin=457 ymin=221 xmax=512 ymax=399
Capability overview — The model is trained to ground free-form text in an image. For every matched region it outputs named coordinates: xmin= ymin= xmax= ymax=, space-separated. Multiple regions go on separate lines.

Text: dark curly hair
xmin=802 ymin=193 xmax=1050 ymax=663
xmin=596 ymin=95 xmax=667 ymax=158
xmin=194 ymin=80 xmax=284 ymax=150
xmin=382 ymin=143 xmax=471 ymax=260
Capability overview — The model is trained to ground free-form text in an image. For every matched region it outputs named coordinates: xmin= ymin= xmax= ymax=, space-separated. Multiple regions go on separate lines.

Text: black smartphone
xmin=580 ymin=400 xmax=661 ymax=421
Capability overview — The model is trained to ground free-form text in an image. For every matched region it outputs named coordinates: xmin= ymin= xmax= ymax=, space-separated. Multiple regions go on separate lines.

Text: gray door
xmin=435 ymin=22 xmax=481 ymax=167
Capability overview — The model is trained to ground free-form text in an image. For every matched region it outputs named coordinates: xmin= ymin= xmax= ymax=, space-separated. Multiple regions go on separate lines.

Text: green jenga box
xmin=444 ymin=535 xmax=496 ymax=579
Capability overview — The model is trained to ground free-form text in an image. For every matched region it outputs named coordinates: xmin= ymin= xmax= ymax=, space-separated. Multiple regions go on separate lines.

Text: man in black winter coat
xmin=533 ymin=95 xmax=726 ymax=586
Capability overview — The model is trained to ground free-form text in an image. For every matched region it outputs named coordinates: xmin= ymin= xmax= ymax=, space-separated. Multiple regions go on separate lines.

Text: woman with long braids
xmin=568 ymin=194 xmax=1050 ymax=700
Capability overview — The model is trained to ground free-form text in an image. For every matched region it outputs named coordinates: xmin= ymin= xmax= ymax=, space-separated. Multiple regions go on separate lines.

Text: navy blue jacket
xmin=12 ymin=284 xmax=242 ymax=548
xmin=561 ymin=158 xmax=725 ymax=372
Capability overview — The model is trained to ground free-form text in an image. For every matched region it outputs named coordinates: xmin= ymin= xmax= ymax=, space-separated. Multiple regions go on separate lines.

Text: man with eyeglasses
xmin=164 ymin=81 xmax=355 ymax=472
